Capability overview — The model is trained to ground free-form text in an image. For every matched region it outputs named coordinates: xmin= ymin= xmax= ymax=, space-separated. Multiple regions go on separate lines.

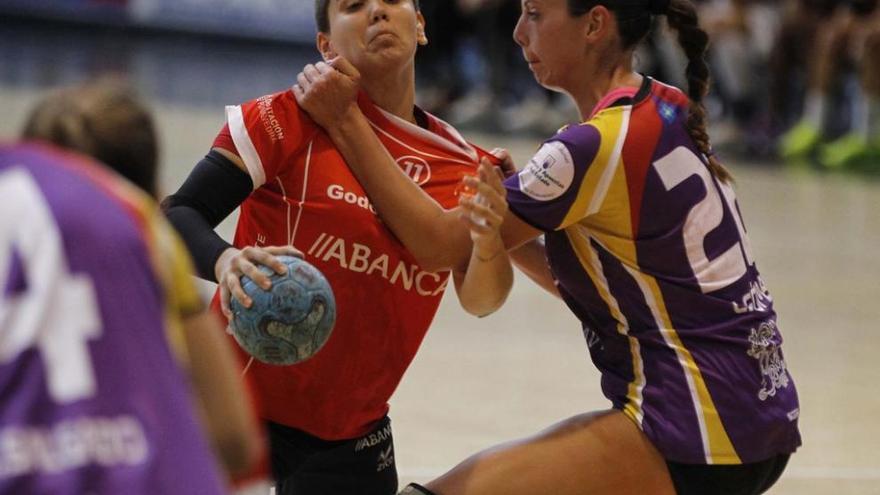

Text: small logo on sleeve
xmin=257 ymin=95 xmax=284 ymax=142
xmin=658 ymin=102 xmax=678 ymax=124
xmin=518 ymin=141 xmax=574 ymax=201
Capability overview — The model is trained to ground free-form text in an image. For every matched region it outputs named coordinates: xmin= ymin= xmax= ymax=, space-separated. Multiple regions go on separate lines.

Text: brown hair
xmin=566 ymin=0 xmax=732 ymax=182
xmin=314 ymin=0 xmax=421 ymax=33
xmin=21 ymin=78 xmax=159 ymax=195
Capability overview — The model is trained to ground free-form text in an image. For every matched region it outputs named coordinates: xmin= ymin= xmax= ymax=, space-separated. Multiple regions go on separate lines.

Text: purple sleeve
xmin=504 ymin=124 xmax=602 ymax=231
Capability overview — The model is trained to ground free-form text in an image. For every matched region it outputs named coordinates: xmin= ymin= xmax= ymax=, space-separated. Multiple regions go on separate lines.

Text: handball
xmin=229 ymin=256 xmax=336 ymax=365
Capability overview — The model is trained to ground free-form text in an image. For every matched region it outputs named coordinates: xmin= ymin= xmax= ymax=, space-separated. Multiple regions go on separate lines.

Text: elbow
xmin=463 ymin=298 xmax=507 ymax=318
xmin=460 ymin=287 xmax=511 ymax=318
xmin=416 ymin=254 xmax=455 ymax=273
xmin=411 ymin=220 xmax=471 ymax=272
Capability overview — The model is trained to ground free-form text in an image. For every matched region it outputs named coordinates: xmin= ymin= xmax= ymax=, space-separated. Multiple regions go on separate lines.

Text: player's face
xmin=513 ymin=0 xmax=591 ymax=92
xmin=321 ymin=0 xmax=425 ymax=74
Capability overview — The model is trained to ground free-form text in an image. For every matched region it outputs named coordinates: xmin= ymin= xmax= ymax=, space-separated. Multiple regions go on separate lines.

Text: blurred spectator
xmin=415 ymin=0 xmax=470 ymax=113
xmin=416 ymin=0 xmax=578 ymax=135
xmin=412 ymin=0 xmax=880 ymax=175
xmin=697 ymin=0 xmax=781 ymax=155
xmin=777 ymin=0 xmax=879 ymax=171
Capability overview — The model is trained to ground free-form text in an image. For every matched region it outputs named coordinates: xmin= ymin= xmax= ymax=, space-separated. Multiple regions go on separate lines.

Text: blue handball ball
xmin=229 ymin=256 xmax=336 ymax=366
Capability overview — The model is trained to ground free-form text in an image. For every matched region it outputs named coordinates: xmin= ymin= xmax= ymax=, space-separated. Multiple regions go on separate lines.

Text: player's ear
xmin=316 ymin=32 xmax=337 ymax=61
xmin=416 ymin=12 xmax=428 ymax=46
xmin=583 ymin=5 xmax=610 ymax=43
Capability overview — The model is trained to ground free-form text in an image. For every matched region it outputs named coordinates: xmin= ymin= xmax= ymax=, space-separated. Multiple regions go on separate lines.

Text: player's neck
xmin=360 ymin=71 xmax=418 ymax=125
xmin=571 ymin=64 xmax=641 ymax=121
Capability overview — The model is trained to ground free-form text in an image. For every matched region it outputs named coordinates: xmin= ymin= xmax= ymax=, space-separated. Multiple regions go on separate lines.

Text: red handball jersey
xmin=213 ymin=90 xmax=492 ymax=440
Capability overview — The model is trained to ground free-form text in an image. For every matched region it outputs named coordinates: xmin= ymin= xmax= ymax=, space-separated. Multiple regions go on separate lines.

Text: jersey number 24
xmin=0 ymin=168 xmax=103 ymax=404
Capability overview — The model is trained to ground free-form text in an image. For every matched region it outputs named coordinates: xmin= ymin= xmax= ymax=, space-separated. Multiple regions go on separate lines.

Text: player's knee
xmin=399 ymin=483 xmax=438 ymax=495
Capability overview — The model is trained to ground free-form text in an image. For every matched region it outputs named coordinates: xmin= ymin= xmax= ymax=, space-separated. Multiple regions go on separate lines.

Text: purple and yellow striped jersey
xmin=0 ymin=144 xmax=226 ymax=494
xmin=504 ymin=78 xmax=801 ymax=464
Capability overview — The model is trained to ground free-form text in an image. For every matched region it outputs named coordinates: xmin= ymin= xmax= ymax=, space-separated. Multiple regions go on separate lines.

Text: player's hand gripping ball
xmin=229 ymin=256 xmax=336 ymax=365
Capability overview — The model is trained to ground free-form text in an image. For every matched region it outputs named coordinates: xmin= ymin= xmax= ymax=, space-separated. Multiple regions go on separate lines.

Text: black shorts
xmin=268 ymin=416 xmax=398 ymax=495
xmin=666 ymin=454 xmax=790 ymax=495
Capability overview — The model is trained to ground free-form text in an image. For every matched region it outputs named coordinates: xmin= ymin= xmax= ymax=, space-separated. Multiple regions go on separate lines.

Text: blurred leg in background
xmin=700 ymin=0 xmax=782 ymax=157
xmin=818 ymin=1 xmax=880 ymax=171
xmin=770 ymin=0 xmax=829 ymax=160
xmin=778 ymin=1 xmax=857 ymax=162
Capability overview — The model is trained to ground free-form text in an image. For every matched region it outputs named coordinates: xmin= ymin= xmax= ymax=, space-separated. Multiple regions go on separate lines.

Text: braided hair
xmin=567 ymin=0 xmax=732 ymax=182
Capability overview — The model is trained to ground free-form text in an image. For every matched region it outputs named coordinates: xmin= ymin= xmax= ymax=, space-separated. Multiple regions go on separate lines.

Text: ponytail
xmin=665 ymin=0 xmax=733 ymax=183
xmin=563 ymin=0 xmax=733 ymax=181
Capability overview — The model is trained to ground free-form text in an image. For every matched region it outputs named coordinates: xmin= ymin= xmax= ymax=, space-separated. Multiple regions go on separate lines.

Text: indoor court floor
xmin=1 ymin=22 xmax=879 ymax=494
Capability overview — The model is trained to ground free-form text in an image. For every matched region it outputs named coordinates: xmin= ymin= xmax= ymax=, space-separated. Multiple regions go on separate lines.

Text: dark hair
xmin=21 ymin=78 xmax=159 ymax=195
xmin=315 ymin=0 xmax=421 ymax=33
xmin=566 ymin=0 xmax=732 ymax=182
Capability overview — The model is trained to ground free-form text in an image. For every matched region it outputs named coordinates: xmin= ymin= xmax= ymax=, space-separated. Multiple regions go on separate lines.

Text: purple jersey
xmin=0 ymin=144 xmax=227 ymax=494
xmin=504 ymin=79 xmax=801 ymax=464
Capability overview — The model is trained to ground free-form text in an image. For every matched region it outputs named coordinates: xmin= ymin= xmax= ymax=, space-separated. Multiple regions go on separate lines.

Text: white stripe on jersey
xmin=367 ymin=116 xmax=476 ymax=167
xmin=587 ymin=106 xmax=632 ymax=216
xmin=373 ymin=106 xmax=479 ymax=163
xmin=627 ymin=268 xmax=714 ymax=463
xmin=226 ymin=105 xmax=267 ymax=189
xmin=275 ymin=176 xmax=291 ymax=246
xmin=576 ymin=227 xmax=646 ymax=426
xmin=289 ymin=140 xmax=314 ymax=248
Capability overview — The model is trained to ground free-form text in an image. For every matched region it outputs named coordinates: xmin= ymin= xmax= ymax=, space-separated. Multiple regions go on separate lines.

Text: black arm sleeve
xmin=161 ymin=149 xmax=254 ymax=282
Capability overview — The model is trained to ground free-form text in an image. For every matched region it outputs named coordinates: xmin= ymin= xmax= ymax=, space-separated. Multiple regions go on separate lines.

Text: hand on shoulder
xmin=292 ymin=56 xmax=361 ymax=131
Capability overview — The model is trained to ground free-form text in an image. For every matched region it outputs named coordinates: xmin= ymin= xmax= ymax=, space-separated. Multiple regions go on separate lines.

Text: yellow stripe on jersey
xmin=565 ymin=226 xmax=646 ymax=426
xmin=628 ymin=269 xmax=741 ymax=464
xmin=136 ymin=197 xmax=204 ymax=368
xmin=157 ymin=214 xmax=203 ymax=368
xmin=83 ymin=163 xmax=202 ymax=368
xmin=588 ymin=146 xmax=641 ymax=269
xmin=559 ymin=106 xmax=632 ymax=229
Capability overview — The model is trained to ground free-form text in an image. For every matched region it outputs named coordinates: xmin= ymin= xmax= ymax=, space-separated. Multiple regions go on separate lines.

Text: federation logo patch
xmin=518 ymin=141 xmax=574 ymax=201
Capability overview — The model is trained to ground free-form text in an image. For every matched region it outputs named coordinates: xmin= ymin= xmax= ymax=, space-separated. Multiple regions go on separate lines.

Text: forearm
xmin=183 ymin=311 xmax=261 ymax=476
xmin=327 ymin=110 xmax=472 ymax=271
xmin=509 ymin=237 xmax=560 ymax=298
xmin=455 ymin=236 xmax=514 ymax=317
xmin=163 ymin=204 xmax=233 ymax=282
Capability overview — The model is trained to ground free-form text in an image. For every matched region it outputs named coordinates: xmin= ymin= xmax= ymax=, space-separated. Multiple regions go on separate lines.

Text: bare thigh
xmin=426 ymin=410 xmax=675 ymax=495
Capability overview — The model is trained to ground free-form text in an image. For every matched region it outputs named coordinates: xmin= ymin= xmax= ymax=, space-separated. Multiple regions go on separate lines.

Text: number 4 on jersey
xmin=0 ymin=168 xmax=102 ymax=404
